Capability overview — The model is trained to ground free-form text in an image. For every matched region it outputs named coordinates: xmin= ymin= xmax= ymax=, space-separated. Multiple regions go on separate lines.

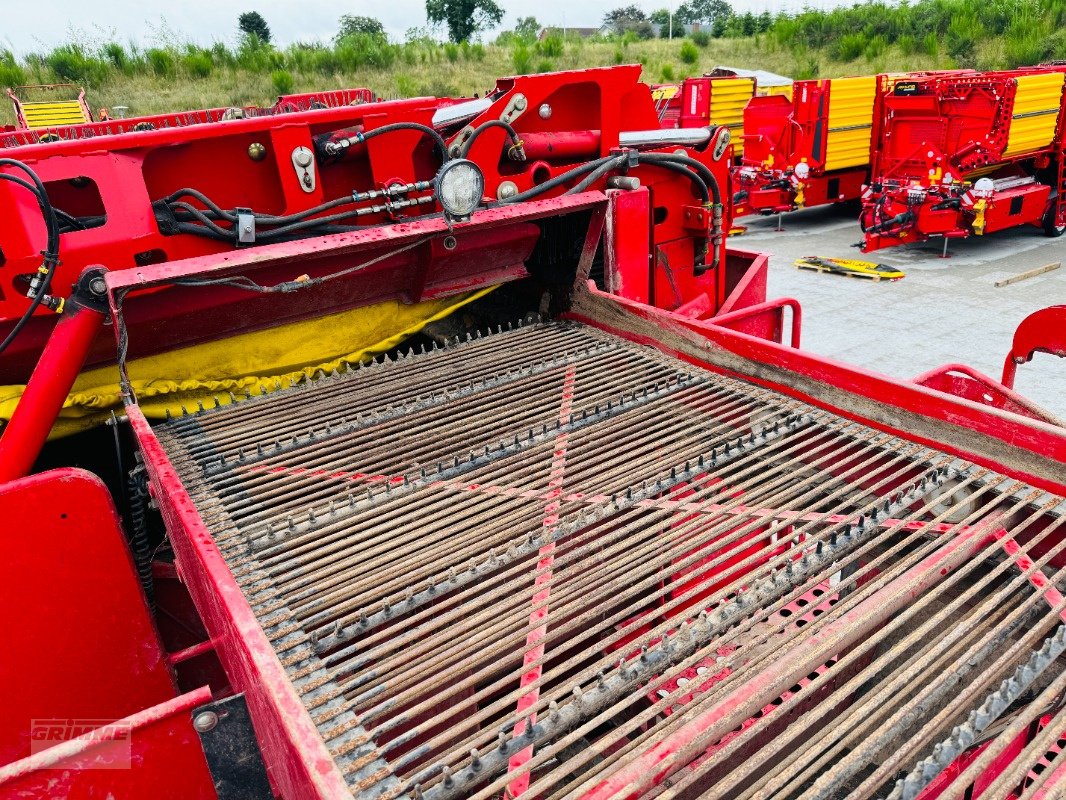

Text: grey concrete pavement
xmin=733 ymin=203 xmax=1066 ymax=418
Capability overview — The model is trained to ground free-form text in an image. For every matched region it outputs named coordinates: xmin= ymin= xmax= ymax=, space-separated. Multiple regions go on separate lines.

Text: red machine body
xmin=0 ymin=66 xmax=757 ymax=383
xmin=732 ymin=76 xmax=876 ymax=217
xmin=861 ymin=67 xmax=1066 ymax=252
xmin=1 ymin=87 xmax=377 ymax=148
xmin=1 ymin=66 xmax=1066 ymax=800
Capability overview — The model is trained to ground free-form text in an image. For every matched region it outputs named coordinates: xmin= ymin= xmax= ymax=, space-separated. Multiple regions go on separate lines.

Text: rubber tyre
xmin=1043 ymin=206 xmax=1066 ymax=237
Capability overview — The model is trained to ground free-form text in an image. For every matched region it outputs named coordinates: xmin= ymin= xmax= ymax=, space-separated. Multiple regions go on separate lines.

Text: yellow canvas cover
xmin=0 ymin=287 xmax=494 ymax=438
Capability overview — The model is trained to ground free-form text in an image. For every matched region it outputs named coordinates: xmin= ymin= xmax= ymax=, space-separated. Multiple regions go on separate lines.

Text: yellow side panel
xmin=824 ymin=76 xmax=877 ymax=172
xmin=21 ymin=101 xmax=90 ymax=127
xmin=710 ymin=77 xmax=755 ymax=156
xmin=0 ymin=287 xmax=495 ymax=438
xmin=1004 ymin=72 xmax=1066 ymax=157
xmin=760 ymin=84 xmax=793 ymax=100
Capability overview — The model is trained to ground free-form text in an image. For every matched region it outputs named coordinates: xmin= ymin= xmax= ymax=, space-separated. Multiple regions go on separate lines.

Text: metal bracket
xmin=291 ymin=145 xmax=316 ymax=193
xmin=235 ymin=208 xmax=256 ymax=245
xmin=712 ymin=127 xmax=731 ymax=162
xmin=192 ymin=693 xmax=273 ymax=799
xmin=449 ymin=92 xmax=529 ymax=158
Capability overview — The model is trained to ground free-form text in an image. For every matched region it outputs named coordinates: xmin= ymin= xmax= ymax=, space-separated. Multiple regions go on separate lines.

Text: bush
xmin=830 ymin=32 xmax=866 ymax=61
xmin=864 ymin=34 xmax=886 ymax=59
xmin=536 ymin=59 xmax=554 ymax=72
xmin=512 ymin=44 xmax=534 ymax=74
xmin=184 ymin=51 xmax=213 ymax=78
xmin=537 ymin=34 xmax=564 ymax=58
xmin=660 ymin=62 xmax=676 ymax=81
xmin=469 ymin=43 xmax=486 ymax=60
xmin=923 ymin=32 xmax=939 ymax=58
xmin=945 ymin=18 xmax=978 ymax=66
xmin=102 ymin=42 xmax=129 ymax=72
xmin=897 ymin=34 xmax=916 ymax=55
xmin=0 ymin=50 xmax=25 ymax=88
xmin=1003 ymin=24 xmax=1052 ymax=67
xmin=444 ymin=42 xmax=460 ymax=62
xmin=271 ymin=69 xmax=294 ymax=95
xmin=335 ymin=33 xmax=396 ymax=70
xmin=394 ymin=74 xmax=418 ymax=96
xmin=794 ymin=56 xmax=819 ymax=79
xmin=45 ymin=45 xmax=109 ymax=86
xmin=614 ymin=47 xmax=626 ymax=64
xmin=679 ymin=40 xmax=699 ymax=64
xmin=691 ymin=30 xmax=711 ymax=47
xmin=145 ymin=48 xmax=175 ymax=78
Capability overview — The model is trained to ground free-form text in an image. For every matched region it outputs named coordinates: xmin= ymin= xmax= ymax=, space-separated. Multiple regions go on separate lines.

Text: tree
xmin=603 ymin=5 xmax=648 ymax=34
xmin=238 ymin=11 xmax=271 ymax=44
xmin=676 ymin=0 xmax=732 ymax=27
xmin=514 ymin=16 xmax=540 ymax=41
xmin=425 ymin=0 xmax=504 ymax=42
xmin=336 ymin=15 xmax=385 ymax=41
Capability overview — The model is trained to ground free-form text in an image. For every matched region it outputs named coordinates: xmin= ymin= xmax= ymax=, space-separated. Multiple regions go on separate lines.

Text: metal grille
xmin=157 ymin=320 xmax=1066 ymax=800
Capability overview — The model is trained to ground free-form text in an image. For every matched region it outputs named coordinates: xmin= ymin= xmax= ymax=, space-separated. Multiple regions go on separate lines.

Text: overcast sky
xmin=2 ymin=0 xmax=851 ymax=53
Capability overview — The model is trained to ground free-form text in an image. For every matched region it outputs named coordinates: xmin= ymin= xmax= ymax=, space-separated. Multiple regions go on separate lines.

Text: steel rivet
xmin=193 ymin=711 xmax=218 ymax=733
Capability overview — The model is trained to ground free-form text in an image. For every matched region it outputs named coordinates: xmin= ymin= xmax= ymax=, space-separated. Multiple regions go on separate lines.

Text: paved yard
xmin=733 ymin=204 xmax=1066 ymax=419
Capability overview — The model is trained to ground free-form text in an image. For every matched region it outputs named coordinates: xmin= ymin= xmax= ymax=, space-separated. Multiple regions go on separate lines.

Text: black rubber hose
xmin=565 ymin=155 xmax=631 ymax=195
xmin=459 ymin=119 xmax=525 ymax=160
xmin=498 ymin=155 xmax=619 ymax=205
xmin=328 ymin=122 xmax=449 ymax=162
xmin=125 ymin=464 xmax=155 ymax=610
xmin=640 ymin=159 xmax=710 ymax=203
xmin=0 ymin=159 xmax=61 ymax=356
xmin=638 ymin=152 xmax=722 ymax=205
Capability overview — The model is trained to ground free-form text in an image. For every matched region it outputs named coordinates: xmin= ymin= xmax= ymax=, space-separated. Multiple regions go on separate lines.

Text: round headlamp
xmin=435 ymin=158 xmax=485 ymax=221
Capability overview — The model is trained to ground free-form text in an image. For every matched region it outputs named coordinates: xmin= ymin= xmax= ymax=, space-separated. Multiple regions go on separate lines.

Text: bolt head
xmin=247 ymin=142 xmax=266 ymax=161
xmin=193 ymin=711 xmax=218 ymax=733
xmin=89 ymin=277 xmax=107 ymax=295
xmin=294 ymin=148 xmax=313 ymax=168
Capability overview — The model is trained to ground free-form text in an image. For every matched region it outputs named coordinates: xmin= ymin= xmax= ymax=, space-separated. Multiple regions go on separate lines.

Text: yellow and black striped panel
xmin=824 ymin=76 xmax=877 ymax=172
xmin=710 ymin=77 xmax=756 ymax=156
xmin=21 ymin=101 xmax=90 ymax=128
xmin=1004 ymin=72 xmax=1066 ymax=158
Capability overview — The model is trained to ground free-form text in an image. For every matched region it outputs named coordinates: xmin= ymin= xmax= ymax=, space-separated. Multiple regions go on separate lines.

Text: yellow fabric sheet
xmin=0 ymin=287 xmax=495 ymax=439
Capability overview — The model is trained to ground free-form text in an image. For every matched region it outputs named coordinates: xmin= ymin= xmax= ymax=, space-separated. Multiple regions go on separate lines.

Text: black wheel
xmin=1042 ymin=205 xmax=1066 ymax=237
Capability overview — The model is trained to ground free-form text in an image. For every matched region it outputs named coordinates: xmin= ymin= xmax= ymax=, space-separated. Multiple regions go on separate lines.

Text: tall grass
xmin=4 ymin=0 xmax=1064 ymax=126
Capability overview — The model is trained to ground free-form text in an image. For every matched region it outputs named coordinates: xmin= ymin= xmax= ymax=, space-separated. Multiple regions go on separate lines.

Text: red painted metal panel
xmin=568 ymin=287 xmax=1066 ymax=495
xmin=0 ymin=468 xmax=186 ymax=767
xmin=0 ymin=687 xmax=215 ymax=799
xmin=129 ymin=406 xmax=355 ymax=798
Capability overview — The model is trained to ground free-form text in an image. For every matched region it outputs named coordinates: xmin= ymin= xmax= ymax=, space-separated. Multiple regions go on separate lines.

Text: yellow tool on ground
xmin=794 ymin=256 xmax=905 ymax=281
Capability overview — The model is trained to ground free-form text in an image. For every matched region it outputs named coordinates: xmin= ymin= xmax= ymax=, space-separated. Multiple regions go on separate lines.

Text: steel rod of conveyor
xmin=394 ymin=467 xmax=976 ymax=793
xmin=328 ymin=428 xmax=912 ymax=716
xmin=688 ymin=502 xmax=1066 ymax=800
xmin=438 ymin=483 xmax=1001 ymax=800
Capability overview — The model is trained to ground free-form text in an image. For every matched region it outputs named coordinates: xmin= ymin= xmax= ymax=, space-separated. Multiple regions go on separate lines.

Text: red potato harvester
xmin=731 ymin=76 xmax=878 ymax=217
xmin=861 ymin=66 xmax=1066 ymax=253
xmin=1 ymin=65 xmax=1066 ymax=800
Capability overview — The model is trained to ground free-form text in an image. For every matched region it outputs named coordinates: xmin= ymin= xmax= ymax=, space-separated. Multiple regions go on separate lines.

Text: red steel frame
xmin=61 ymin=189 xmax=1059 ymax=798
xmin=0 ymin=87 xmax=376 ymax=148
xmin=1 ymin=67 xmax=1065 ymax=800
xmin=861 ymin=67 xmax=1066 ymax=253
xmin=0 ymin=65 xmax=735 ymax=382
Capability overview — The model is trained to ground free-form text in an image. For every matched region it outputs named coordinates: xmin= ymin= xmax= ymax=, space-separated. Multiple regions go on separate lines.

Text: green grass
xmin=0 ymin=3 xmax=1054 ymax=128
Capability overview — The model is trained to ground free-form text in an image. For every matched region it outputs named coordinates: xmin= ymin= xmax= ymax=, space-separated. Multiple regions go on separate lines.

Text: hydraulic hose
xmin=0 ymin=158 xmax=61 ymax=356
xmin=459 ymin=119 xmax=526 ymax=161
xmin=323 ymin=122 xmax=449 ymax=162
